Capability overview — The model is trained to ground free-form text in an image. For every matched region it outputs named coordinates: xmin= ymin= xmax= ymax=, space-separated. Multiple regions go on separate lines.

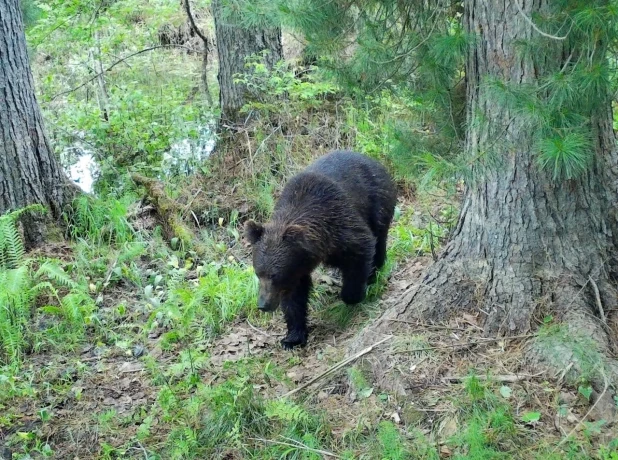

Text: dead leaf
xmin=118 ymin=362 xmax=144 ymax=373
xmin=438 ymin=416 xmax=458 ymax=440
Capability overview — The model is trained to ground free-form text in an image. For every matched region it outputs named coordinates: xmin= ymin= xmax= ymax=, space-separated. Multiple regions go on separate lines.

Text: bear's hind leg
xmin=280 ymin=275 xmax=312 ymax=350
xmin=368 ymin=227 xmax=389 ymax=284
xmin=340 ymin=249 xmax=374 ymax=305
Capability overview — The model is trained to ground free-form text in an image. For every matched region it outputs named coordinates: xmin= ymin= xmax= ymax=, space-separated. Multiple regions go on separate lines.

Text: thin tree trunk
xmin=182 ymin=0 xmax=213 ymax=106
xmin=0 ymin=0 xmax=77 ymax=245
xmin=352 ymin=0 xmax=618 ymax=399
xmin=211 ymin=0 xmax=283 ymax=125
xmin=93 ymin=30 xmax=110 ymax=121
xmin=201 ymin=43 xmax=213 ymax=107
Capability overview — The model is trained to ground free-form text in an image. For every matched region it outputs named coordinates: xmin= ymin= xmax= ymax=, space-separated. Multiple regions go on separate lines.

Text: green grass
xmin=2 ymin=188 xmax=617 ymax=460
xmin=64 ymin=194 xmax=137 ymax=246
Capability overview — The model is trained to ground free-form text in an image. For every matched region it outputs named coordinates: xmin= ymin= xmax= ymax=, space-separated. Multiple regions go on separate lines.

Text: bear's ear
xmin=282 ymin=224 xmax=307 ymax=243
xmin=244 ymin=220 xmax=264 ymax=244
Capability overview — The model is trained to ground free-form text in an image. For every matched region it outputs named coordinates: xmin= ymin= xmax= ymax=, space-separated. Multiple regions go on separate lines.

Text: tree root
xmin=131 ymin=173 xmax=205 ymax=255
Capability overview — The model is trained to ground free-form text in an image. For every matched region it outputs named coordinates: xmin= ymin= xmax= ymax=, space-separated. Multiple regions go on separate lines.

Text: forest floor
xmin=1 ymin=190 xmax=617 ymax=459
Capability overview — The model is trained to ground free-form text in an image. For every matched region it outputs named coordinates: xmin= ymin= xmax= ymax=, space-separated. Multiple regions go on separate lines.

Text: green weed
xmin=64 ymin=194 xmax=136 ymax=245
xmin=376 ymin=420 xmax=411 ymax=460
xmin=151 ymin=261 xmax=258 ymax=346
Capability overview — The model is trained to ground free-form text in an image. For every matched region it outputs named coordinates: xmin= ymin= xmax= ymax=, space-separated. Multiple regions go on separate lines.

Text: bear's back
xmin=275 ymin=150 xmax=397 ymax=235
xmin=304 ymin=150 xmax=396 ymax=232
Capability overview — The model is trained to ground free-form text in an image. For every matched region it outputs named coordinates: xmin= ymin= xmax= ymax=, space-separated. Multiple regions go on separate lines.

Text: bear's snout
xmin=257 ymin=280 xmax=280 ymax=312
xmin=257 ymin=294 xmax=276 ymax=311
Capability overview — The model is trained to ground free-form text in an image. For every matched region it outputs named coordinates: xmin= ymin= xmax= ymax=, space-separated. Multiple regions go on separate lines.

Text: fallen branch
xmin=282 ymin=334 xmax=537 ymax=398
xmin=282 ymin=336 xmax=393 ymax=398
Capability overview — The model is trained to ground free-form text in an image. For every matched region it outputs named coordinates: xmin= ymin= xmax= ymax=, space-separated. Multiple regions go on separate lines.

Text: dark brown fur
xmin=245 ymin=150 xmax=397 ymax=349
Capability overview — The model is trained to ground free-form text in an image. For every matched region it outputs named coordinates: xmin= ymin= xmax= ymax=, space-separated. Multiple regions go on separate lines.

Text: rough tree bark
xmin=352 ymin=0 xmax=618 ymax=400
xmin=211 ymin=0 xmax=283 ymax=124
xmin=0 ymin=0 xmax=77 ymax=246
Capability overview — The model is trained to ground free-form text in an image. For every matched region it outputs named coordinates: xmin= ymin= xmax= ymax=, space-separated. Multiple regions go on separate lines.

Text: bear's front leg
xmin=280 ymin=275 xmax=312 ymax=350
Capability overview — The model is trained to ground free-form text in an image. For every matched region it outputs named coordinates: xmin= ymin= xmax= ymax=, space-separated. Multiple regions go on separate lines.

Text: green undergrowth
xmin=0 ymin=185 xmax=451 ymax=457
xmin=72 ymin=361 xmax=618 ymax=459
xmin=3 ymin=44 xmax=613 ymax=459
xmin=0 ymin=205 xmax=95 ymax=364
xmin=9 ymin=2 xmax=616 ymax=458
xmin=1 ymin=193 xmax=616 ymax=458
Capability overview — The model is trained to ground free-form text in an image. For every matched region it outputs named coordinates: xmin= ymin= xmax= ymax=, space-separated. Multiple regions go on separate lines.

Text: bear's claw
xmin=281 ymin=330 xmax=308 ymax=350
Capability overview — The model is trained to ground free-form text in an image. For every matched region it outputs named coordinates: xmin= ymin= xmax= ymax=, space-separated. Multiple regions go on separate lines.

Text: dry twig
xmin=249 ymin=437 xmax=341 ymax=458
xmin=554 ymin=367 xmax=609 ymax=450
xmin=282 ymin=336 xmax=393 ymax=398
xmin=246 ymin=319 xmax=271 ymax=337
xmin=441 ymin=372 xmax=545 ymax=383
xmin=588 ymin=276 xmax=606 ymax=323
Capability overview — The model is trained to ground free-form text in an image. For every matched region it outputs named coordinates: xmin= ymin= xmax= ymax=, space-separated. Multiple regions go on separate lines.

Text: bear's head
xmin=244 ymin=219 xmax=317 ymax=312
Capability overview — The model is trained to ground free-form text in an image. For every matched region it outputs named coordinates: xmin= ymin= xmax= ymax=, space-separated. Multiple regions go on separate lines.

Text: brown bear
xmin=244 ymin=150 xmax=397 ymax=349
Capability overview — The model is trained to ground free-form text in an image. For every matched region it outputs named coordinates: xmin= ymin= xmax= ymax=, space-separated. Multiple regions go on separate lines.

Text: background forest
xmin=1 ymin=0 xmax=618 ymax=458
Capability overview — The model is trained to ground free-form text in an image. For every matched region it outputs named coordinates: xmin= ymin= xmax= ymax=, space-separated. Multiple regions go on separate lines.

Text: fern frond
xmin=1 ymin=265 xmax=32 ymax=297
xmin=0 ymin=266 xmax=33 ymax=363
xmin=0 ymin=204 xmax=47 ymax=269
xmin=0 ymin=214 xmax=25 ymax=270
xmin=58 ymin=291 xmax=96 ymax=326
xmin=265 ymin=400 xmax=310 ymax=424
xmin=29 ymin=280 xmax=58 ymax=298
xmin=36 ymin=260 xmax=80 ymax=290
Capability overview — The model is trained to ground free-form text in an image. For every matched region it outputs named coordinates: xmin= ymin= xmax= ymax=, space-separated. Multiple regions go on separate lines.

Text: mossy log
xmin=131 ymin=173 xmax=205 ymax=255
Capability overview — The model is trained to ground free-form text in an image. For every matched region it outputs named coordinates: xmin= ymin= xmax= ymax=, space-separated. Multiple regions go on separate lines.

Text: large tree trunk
xmin=211 ymin=0 xmax=283 ymax=124
xmin=0 ymin=0 xmax=76 ymax=245
xmin=352 ymin=0 xmax=618 ymax=402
